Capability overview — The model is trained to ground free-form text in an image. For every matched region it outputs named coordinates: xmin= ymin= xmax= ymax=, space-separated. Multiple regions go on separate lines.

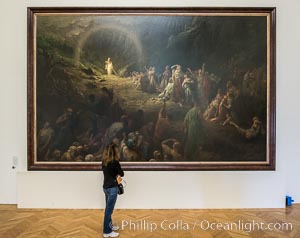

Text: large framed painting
xmin=27 ymin=7 xmax=276 ymax=170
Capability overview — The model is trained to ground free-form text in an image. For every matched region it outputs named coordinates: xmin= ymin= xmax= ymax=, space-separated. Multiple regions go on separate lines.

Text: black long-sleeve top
xmin=102 ymin=160 xmax=124 ymax=189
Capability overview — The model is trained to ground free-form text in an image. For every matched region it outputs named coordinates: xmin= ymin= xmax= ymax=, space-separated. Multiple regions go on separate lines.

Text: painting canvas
xmin=27 ymin=7 xmax=276 ymax=170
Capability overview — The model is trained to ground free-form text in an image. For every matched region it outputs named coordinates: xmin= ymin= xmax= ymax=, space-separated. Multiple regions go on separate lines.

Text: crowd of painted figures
xmin=37 ymin=63 xmax=266 ymax=162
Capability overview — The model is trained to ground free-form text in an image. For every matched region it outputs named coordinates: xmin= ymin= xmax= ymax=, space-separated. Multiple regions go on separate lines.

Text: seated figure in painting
xmin=158 ymin=77 xmax=174 ymax=101
xmin=203 ymin=89 xmax=223 ymax=121
xmin=229 ymin=116 xmax=265 ymax=140
xmin=161 ymin=138 xmax=183 ymax=161
xmin=120 ymin=136 xmax=140 ymax=161
xmin=149 ymin=150 xmax=162 ymax=162
xmin=210 ymin=91 xmax=234 ymax=125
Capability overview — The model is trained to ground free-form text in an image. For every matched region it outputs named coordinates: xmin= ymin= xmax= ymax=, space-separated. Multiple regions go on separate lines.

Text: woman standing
xmin=102 ymin=143 xmax=124 ymax=237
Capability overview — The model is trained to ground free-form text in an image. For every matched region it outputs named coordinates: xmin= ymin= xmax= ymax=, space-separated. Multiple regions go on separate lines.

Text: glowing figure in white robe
xmin=105 ymin=58 xmax=114 ymax=75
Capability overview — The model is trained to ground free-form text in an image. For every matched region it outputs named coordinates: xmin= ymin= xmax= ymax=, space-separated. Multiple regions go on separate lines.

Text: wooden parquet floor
xmin=0 ymin=204 xmax=299 ymax=238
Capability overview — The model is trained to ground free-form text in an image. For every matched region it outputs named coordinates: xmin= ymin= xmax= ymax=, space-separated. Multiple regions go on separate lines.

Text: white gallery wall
xmin=1 ymin=0 xmax=299 ymax=208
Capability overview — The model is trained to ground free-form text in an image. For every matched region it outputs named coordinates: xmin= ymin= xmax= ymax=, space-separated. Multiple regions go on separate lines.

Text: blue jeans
xmin=103 ymin=186 xmax=118 ymax=234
